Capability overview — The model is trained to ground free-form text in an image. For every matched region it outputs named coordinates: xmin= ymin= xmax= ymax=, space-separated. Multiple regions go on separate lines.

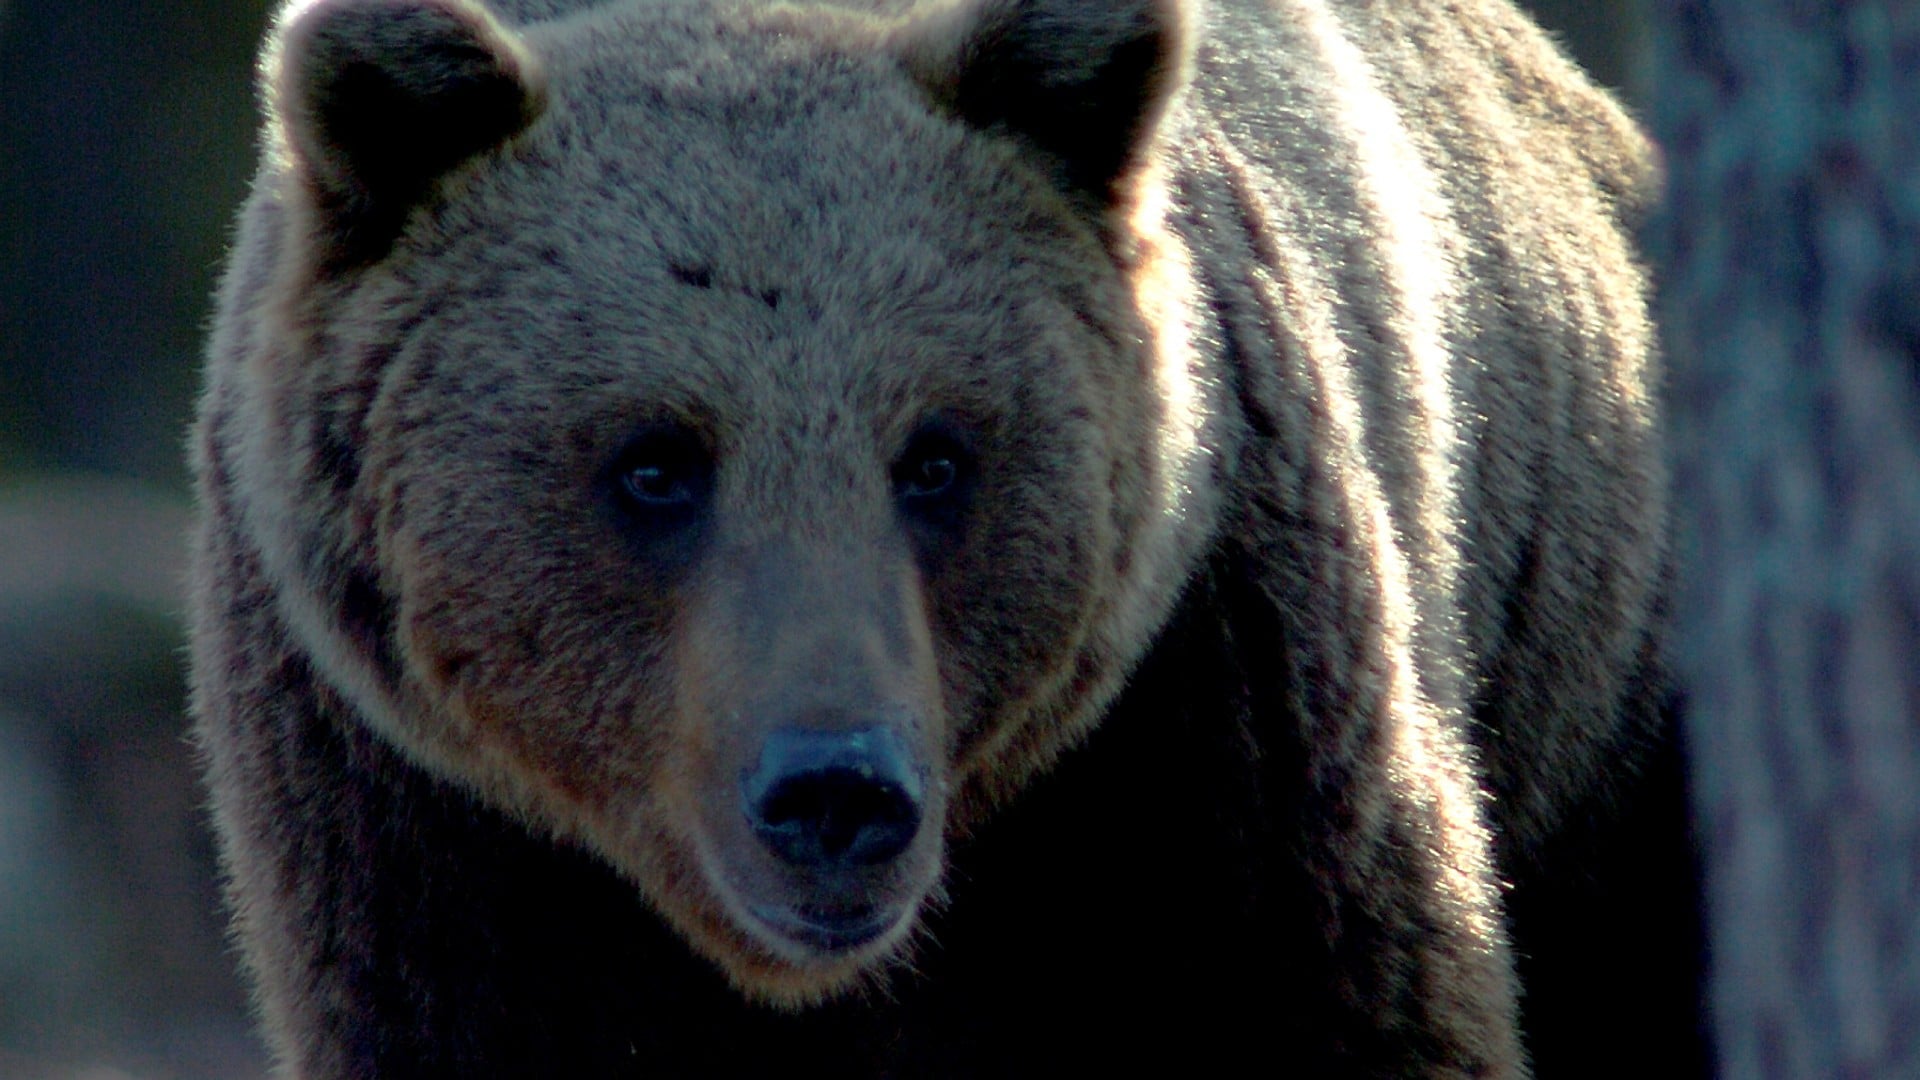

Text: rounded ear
xmin=271 ymin=0 xmax=545 ymax=266
xmin=894 ymin=0 xmax=1195 ymax=206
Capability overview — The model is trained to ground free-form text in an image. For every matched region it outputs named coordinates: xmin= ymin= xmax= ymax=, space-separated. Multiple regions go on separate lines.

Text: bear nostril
xmin=744 ymin=729 xmax=924 ymax=870
xmin=757 ymin=769 xmax=919 ymax=865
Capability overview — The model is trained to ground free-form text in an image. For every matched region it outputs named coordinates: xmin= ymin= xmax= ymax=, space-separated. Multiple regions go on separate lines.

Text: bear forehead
xmin=541 ymin=0 xmax=899 ymax=110
xmin=391 ymin=137 xmax=1093 ymax=434
xmin=364 ymin=10 xmax=1124 ymax=427
xmin=512 ymin=3 xmax=1048 ymax=235
xmin=491 ymin=6 xmax=1098 ymax=265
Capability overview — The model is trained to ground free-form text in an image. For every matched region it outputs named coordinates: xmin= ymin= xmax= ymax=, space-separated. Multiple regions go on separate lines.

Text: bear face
xmin=238 ymin=0 xmax=1215 ymax=1003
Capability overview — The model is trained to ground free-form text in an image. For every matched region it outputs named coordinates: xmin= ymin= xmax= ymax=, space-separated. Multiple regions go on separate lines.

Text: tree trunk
xmin=1647 ymin=3 xmax=1920 ymax=1075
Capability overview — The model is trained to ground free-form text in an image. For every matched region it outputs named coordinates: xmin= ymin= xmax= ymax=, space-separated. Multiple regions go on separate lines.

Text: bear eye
xmin=892 ymin=424 xmax=974 ymax=529
xmin=610 ymin=426 xmax=711 ymax=517
xmin=626 ymin=463 xmax=693 ymax=504
xmin=895 ymin=449 xmax=959 ymax=499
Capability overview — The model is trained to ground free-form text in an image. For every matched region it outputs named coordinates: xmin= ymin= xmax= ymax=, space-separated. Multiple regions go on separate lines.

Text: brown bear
xmin=189 ymin=0 xmax=1702 ymax=1074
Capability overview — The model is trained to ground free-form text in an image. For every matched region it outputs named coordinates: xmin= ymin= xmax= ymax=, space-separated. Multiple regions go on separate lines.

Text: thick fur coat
xmin=190 ymin=0 xmax=1700 ymax=1074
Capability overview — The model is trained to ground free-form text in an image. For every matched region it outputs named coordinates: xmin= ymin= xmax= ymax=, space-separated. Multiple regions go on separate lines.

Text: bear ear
xmin=270 ymin=0 xmax=545 ymax=266
xmin=894 ymin=0 xmax=1194 ymax=206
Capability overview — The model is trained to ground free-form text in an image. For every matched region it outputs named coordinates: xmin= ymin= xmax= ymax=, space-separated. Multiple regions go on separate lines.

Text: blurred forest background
xmin=1 ymin=1 xmax=1913 ymax=1077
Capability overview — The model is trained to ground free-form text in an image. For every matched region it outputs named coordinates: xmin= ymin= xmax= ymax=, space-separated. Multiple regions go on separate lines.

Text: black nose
xmin=742 ymin=728 xmax=923 ymax=870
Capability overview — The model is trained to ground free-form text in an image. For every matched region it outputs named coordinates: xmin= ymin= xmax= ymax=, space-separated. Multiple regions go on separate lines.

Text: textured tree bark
xmin=1647 ymin=3 xmax=1920 ymax=1075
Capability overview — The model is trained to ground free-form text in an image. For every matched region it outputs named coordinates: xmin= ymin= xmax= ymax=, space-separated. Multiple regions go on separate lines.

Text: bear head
xmin=235 ymin=0 xmax=1219 ymax=1004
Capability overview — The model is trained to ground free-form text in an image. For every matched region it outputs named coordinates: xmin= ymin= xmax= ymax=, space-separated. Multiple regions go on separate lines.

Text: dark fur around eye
xmin=893 ymin=423 xmax=976 ymax=538
xmin=607 ymin=425 xmax=712 ymax=529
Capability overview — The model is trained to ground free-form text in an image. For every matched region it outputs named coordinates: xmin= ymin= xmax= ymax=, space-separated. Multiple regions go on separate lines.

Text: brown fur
xmin=190 ymin=0 xmax=1677 ymax=1075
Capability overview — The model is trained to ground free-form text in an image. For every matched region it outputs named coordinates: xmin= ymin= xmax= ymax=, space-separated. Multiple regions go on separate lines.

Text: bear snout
xmin=742 ymin=727 xmax=925 ymax=872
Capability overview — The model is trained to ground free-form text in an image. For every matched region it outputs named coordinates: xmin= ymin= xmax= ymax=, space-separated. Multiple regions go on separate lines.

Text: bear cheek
xmin=935 ymin=442 xmax=1110 ymax=772
xmin=384 ymin=510 xmax=680 ymax=847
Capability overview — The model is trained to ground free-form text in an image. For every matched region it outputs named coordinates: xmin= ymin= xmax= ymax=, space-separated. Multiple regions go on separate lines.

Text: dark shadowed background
xmin=15 ymin=3 xmax=1899 ymax=1077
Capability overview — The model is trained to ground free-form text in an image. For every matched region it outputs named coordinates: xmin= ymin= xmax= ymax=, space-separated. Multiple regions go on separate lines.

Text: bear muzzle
xmin=671 ymin=541 xmax=949 ymax=975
